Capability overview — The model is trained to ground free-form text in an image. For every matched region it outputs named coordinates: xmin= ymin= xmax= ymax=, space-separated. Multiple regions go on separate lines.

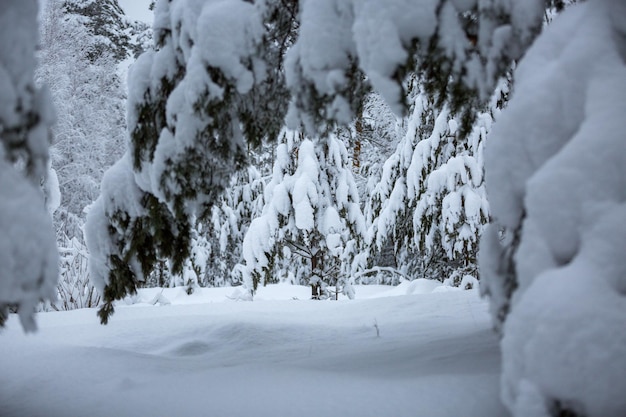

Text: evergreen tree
xmin=128 ymin=20 xmax=153 ymax=59
xmin=170 ymin=218 xmax=209 ymax=293
xmin=205 ymin=166 xmax=265 ymax=287
xmin=61 ymin=0 xmax=131 ymax=62
xmin=240 ymin=133 xmax=365 ymax=299
xmin=366 ymin=80 xmax=505 ymax=285
xmin=365 ymin=85 xmax=435 ymax=279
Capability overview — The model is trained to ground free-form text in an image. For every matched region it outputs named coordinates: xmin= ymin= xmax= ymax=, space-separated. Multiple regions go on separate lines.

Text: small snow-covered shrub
xmin=54 ymin=235 xmax=100 ymax=311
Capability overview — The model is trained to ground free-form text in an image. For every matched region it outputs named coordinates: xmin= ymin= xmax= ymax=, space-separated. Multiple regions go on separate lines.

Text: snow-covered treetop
xmin=61 ymin=0 xmax=132 ymax=62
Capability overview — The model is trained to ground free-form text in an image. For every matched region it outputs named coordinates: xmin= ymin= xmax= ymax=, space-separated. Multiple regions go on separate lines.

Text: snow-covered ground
xmin=0 ymin=282 xmax=507 ymax=417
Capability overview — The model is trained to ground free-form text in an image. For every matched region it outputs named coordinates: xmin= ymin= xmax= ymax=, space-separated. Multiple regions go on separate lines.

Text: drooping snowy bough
xmin=480 ymin=1 xmax=626 ymax=415
xmin=86 ymin=0 xmax=298 ymax=321
xmin=0 ymin=0 xmax=58 ymax=331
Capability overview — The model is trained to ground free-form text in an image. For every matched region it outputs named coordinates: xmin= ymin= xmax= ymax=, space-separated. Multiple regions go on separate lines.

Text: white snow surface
xmin=0 ymin=284 xmax=506 ymax=417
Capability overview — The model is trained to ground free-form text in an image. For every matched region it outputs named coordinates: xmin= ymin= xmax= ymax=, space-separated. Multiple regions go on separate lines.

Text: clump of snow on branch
xmin=85 ymin=154 xmax=147 ymax=293
xmin=481 ymin=1 xmax=626 ymax=415
xmin=0 ymin=155 xmax=59 ymax=331
xmin=286 ymin=0 xmax=543 ymax=132
xmin=0 ymin=0 xmax=58 ymax=331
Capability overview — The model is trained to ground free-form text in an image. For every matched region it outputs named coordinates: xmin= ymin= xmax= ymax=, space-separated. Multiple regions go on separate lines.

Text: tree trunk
xmin=310 ymin=283 xmax=320 ymax=300
xmin=310 ymin=249 xmax=322 ymax=299
xmin=353 ymin=108 xmax=363 ymax=171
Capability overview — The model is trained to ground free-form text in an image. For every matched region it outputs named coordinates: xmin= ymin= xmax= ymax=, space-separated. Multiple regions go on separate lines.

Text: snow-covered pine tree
xmin=365 ymin=85 xmax=435 ymax=279
xmin=205 ymin=166 xmax=265 ymax=287
xmin=0 ymin=0 xmax=58 ymax=331
xmin=366 ymin=78 xmax=504 ymax=286
xmin=61 ymin=0 xmax=131 ymax=63
xmin=204 ymin=201 xmax=238 ymax=287
xmin=240 ymin=132 xmax=365 ymax=299
xmin=169 ymin=218 xmax=209 ymax=293
xmin=86 ymin=0 xmax=196 ymax=322
xmin=344 ymin=91 xmax=406 ymax=284
xmin=407 ymin=105 xmax=486 ymax=286
xmin=128 ymin=20 xmax=153 ymax=59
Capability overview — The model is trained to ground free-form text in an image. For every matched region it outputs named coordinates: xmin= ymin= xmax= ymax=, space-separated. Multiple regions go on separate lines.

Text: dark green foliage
xmin=243 ymin=0 xmax=299 ymax=148
xmin=289 ymin=0 xmax=544 ymax=141
xmin=97 ymin=194 xmax=191 ymax=323
xmin=130 ymin=70 xmax=184 ymax=170
xmin=158 ymin=0 xmax=300 ymax=219
xmin=0 ymin=307 xmax=7 ymax=328
xmin=97 ymin=255 xmax=137 ymax=325
xmin=290 ymin=57 xmax=371 ymax=136
xmin=62 ymin=0 xmax=131 ymax=62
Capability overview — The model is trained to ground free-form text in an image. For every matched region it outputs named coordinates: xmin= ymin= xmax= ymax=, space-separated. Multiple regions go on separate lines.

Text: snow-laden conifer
xmin=240 ymin=133 xmax=365 ymax=299
xmin=61 ymin=0 xmax=131 ymax=63
xmin=366 ymin=81 xmax=504 ymax=285
xmin=205 ymin=166 xmax=265 ymax=287
xmin=365 ymin=89 xmax=433 ymax=279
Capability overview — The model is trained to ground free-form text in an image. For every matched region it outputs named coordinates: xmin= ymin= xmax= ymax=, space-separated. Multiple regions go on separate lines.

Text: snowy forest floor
xmin=0 ymin=282 xmax=508 ymax=417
